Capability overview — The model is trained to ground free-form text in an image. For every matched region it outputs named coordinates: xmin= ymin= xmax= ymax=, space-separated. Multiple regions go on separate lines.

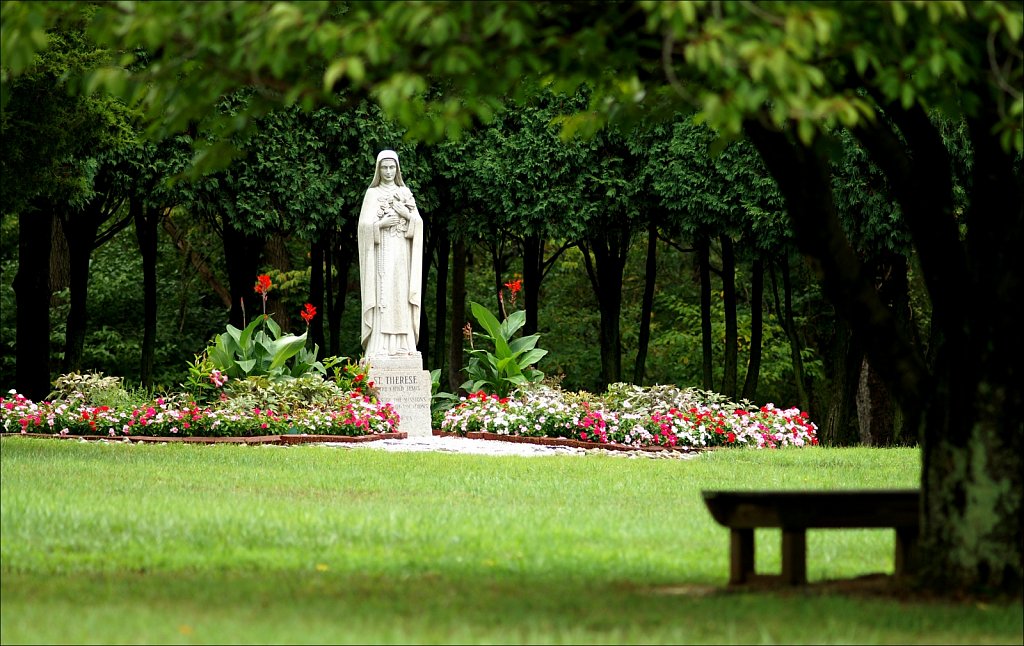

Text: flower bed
xmin=440 ymin=385 xmax=818 ymax=451
xmin=1 ymin=389 xmax=401 ymax=439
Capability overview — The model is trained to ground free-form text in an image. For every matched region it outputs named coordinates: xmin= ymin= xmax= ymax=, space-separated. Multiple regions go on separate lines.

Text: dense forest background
xmin=1 ymin=85 xmax=932 ymax=449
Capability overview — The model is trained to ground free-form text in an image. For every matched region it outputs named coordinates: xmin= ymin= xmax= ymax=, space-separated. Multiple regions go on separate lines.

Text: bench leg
xmin=894 ymin=527 xmax=919 ymax=577
xmin=730 ymin=528 xmax=755 ymax=584
xmin=781 ymin=529 xmax=807 ymax=585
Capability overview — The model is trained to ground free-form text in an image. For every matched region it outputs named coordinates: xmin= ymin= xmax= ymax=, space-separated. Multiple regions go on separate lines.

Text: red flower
xmin=300 ymin=303 xmax=317 ymax=325
xmin=254 ymin=274 xmax=272 ymax=295
xmin=504 ymin=277 xmax=523 ymax=306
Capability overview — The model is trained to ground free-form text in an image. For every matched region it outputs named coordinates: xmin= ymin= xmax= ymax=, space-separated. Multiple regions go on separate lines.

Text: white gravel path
xmin=319 ymin=435 xmax=703 ymax=459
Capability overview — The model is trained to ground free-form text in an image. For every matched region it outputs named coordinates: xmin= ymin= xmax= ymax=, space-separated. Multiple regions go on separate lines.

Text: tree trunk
xmin=433 ymin=233 xmax=450 ymax=370
xmin=328 ymin=226 xmax=356 ymax=358
xmin=60 ymin=207 xmax=102 ymax=373
xmin=822 ymin=317 xmax=863 ymax=446
xmin=490 ymin=235 xmax=508 ymax=321
xmin=417 ymin=231 xmax=433 ymax=365
xmin=579 ymin=226 xmax=629 ymax=388
xmin=697 ymin=232 xmax=714 ymax=391
xmin=850 ymin=99 xmax=1022 ymax=590
xmin=49 ymin=214 xmax=70 ymax=295
xmin=770 ymin=257 xmax=810 ymax=413
xmin=741 ymin=254 xmax=764 ymax=402
xmin=633 ymin=222 xmax=658 ymax=385
xmin=856 ymin=357 xmax=896 ymax=446
xmin=856 ymin=251 xmax=909 ymax=446
xmin=262 ymin=232 xmax=291 ymax=332
xmin=223 ymin=219 xmax=263 ymax=329
xmin=746 ymin=106 xmax=1022 ymax=592
xmin=14 ymin=202 xmax=54 ymax=401
xmin=915 ymin=106 xmax=1023 ymax=593
xmin=721 ymin=234 xmax=738 ymax=399
xmin=448 ymin=238 xmax=467 ymax=392
xmin=309 ymin=236 xmax=326 ymax=356
xmin=522 ymin=233 xmax=543 ymax=336
xmin=132 ymin=199 xmax=161 ymax=390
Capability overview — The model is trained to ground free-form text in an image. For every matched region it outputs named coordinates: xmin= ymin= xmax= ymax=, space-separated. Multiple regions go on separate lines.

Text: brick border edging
xmin=4 ymin=432 xmax=407 ymax=445
xmin=431 ymin=429 xmax=706 ymax=454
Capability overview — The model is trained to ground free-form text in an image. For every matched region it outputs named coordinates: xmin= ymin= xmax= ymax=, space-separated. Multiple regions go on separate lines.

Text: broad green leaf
xmin=499 ymin=309 xmax=526 ymax=340
xmin=509 ymin=335 xmax=540 ymax=354
xmin=238 ymin=317 xmax=264 ymax=352
xmin=469 ymin=301 xmax=504 ymax=341
xmin=225 ymin=324 xmax=244 ymax=347
xmin=237 ymin=359 xmax=257 ymax=374
xmin=496 ymin=356 xmax=524 ymax=377
xmin=268 ymin=333 xmax=308 ymax=371
xmin=469 ymin=301 xmax=514 ymax=359
xmin=265 ymin=316 xmax=283 ymax=340
xmin=517 ymin=348 xmax=548 ymax=367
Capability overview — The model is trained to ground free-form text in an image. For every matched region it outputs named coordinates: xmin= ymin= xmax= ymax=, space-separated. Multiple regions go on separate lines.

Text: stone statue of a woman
xmin=357 ymin=150 xmax=423 ymax=358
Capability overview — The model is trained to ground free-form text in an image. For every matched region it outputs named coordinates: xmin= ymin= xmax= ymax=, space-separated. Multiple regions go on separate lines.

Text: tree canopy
xmin=2 ymin=0 xmax=1021 ymax=594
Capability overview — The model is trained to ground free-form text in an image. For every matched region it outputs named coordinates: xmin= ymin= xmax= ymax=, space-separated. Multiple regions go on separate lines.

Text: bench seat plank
xmin=703 ymin=490 xmax=919 ymax=529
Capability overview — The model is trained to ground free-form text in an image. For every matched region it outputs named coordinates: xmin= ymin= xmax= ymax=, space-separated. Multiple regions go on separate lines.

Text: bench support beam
xmin=781 ymin=529 xmax=807 ymax=584
xmin=729 ymin=528 xmax=755 ymax=584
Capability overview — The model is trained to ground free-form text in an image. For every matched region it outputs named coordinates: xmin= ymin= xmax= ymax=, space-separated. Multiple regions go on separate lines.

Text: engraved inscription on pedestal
xmin=363 ymin=354 xmax=432 ymax=437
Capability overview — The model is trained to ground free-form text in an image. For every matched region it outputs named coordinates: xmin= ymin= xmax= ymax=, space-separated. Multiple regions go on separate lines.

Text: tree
xmin=574 ymin=126 xmax=656 ymax=387
xmin=2 ymin=12 xmax=135 ymax=397
xmin=646 ymin=116 xmax=783 ymax=399
xmin=627 ymin=0 xmax=1022 ymax=592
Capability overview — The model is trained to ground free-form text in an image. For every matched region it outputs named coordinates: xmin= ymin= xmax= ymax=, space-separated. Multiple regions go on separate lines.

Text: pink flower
xmin=210 ymin=370 xmax=229 ymax=387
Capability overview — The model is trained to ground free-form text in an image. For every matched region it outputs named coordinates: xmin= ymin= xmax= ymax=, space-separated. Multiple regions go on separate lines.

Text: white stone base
xmin=361 ymin=353 xmax=432 ymax=437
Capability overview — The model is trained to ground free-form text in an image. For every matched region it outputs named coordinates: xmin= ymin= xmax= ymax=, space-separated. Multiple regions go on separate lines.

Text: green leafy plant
xmin=219 ymin=374 xmax=348 ymax=413
xmin=206 ymin=274 xmax=325 ymax=382
xmin=48 ymin=371 xmax=151 ymax=410
xmin=429 ymin=368 xmax=460 ymax=429
xmin=461 ymin=301 xmax=547 ymax=398
xmin=207 ymin=314 xmax=322 ymax=380
xmin=324 ymin=356 xmax=378 ymax=400
xmin=182 ymin=352 xmax=219 ymax=403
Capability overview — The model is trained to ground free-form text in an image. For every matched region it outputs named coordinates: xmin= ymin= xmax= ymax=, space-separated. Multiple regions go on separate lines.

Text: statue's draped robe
xmin=357 ymin=184 xmax=423 ymax=356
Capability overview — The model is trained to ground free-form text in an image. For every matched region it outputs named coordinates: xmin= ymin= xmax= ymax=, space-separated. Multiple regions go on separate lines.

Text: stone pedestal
xmin=362 ymin=353 xmax=432 ymax=437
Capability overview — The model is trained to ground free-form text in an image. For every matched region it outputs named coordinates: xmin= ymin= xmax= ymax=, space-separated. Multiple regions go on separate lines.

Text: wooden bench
xmin=702 ymin=489 xmax=920 ymax=585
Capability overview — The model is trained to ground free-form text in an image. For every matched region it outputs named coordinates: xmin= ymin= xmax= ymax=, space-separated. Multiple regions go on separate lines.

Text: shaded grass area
xmin=1 ymin=438 xmax=1020 ymax=644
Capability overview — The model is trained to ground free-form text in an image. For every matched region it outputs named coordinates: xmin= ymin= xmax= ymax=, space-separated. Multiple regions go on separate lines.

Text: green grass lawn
xmin=1 ymin=437 xmax=1019 ymax=644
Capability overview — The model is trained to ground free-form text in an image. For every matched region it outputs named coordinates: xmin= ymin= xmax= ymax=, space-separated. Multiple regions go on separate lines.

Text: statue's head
xmin=371 ymin=149 xmax=404 ymax=187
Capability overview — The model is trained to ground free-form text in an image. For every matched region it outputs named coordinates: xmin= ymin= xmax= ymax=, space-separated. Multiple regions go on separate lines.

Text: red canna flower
xmin=504 ymin=277 xmax=523 ymax=306
xmin=300 ymin=303 xmax=317 ymax=325
xmin=254 ymin=274 xmax=272 ymax=295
